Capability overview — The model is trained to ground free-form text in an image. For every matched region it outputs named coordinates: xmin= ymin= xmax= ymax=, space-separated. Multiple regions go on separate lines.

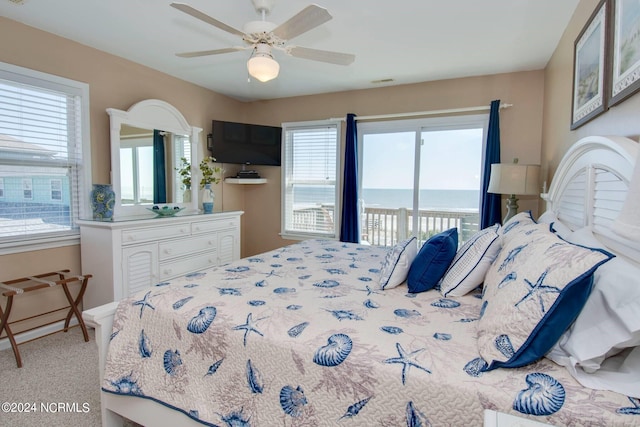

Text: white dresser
xmin=78 ymin=211 xmax=243 ymax=309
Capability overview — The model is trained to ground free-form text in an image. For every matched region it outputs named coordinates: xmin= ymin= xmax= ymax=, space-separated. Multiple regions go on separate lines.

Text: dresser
xmin=78 ymin=211 xmax=243 ymax=309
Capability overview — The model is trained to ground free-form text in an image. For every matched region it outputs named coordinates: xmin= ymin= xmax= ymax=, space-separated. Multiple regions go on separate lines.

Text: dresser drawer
xmin=192 ymin=217 xmax=239 ymax=234
xmin=122 ymin=223 xmax=190 ymax=245
xmin=158 ymin=234 xmax=217 ymax=260
xmin=159 ymin=251 xmax=217 ymax=280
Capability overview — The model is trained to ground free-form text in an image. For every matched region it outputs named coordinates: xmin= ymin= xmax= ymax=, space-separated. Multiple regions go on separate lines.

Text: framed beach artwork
xmin=571 ymin=0 xmax=609 ymax=130
xmin=608 ymin=0 xmax=640 ymax=106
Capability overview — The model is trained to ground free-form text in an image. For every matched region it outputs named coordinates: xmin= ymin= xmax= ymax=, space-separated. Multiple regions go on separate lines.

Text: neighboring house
xmin=0 ymin=135 xmax=71 ymax=234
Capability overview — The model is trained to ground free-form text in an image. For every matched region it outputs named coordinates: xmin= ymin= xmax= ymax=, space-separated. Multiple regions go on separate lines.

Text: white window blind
xmin=281 ymin=121 xmax=340 ymax=239
xmin=0 ymin=62 xmax=90 ymax=252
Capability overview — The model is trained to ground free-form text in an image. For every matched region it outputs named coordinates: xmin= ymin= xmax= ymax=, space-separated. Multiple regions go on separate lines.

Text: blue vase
xmin=202 ymin=183 xmax=214 ymax=214
xmin=90 ymin=184 xmax=115 ymax=220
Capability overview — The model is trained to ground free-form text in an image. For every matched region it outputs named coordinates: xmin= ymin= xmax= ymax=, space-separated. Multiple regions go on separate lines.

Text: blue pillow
xmin=407 ymin=228 xmax=458 ymax=293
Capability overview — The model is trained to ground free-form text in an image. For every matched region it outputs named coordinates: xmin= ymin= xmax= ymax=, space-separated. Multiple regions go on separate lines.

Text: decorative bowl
xmin=147 ymin=206 xmax=184 ymax=217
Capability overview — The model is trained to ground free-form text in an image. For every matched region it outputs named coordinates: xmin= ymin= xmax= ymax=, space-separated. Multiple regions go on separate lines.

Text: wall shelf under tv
xmin=225 ymin=178 xmax=267 ymax=185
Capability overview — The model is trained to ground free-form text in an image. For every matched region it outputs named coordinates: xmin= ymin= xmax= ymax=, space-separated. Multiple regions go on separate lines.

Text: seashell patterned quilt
xmin=102 ymin=239 xmax=640 ymax=426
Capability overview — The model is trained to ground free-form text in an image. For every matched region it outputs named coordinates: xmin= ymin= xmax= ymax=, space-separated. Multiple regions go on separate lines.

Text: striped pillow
xmin=439 ymin=224 xmax=501 ymax=297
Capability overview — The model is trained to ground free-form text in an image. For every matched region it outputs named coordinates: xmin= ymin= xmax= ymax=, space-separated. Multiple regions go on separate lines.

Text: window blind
xmin=0 ymin=68 xmax=87 ymax=245
xmin=282 ymin=122 xmax=339 ymax=238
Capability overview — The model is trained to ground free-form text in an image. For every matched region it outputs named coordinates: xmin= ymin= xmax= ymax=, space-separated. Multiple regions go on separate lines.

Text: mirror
xmin=118 ymin=125 xmax=190 ymax=205
xmin=107 ymin=99 xmax=201 ymax=218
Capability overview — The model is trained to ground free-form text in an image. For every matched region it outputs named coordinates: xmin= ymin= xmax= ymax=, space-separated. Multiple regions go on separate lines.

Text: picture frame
xmin=571 ymin=0 xmax=609 ymax=130
xmin=608 ymin=0 xmax=640 ymax=107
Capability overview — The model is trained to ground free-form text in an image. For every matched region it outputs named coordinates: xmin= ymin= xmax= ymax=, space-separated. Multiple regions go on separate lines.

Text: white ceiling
xmin=1 ymin=0 xmax=579 ymax=102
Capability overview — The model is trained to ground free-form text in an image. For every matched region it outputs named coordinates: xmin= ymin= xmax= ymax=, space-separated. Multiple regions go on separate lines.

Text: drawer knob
xmin=164 ymin=268 xmax=172 ymax=275
xmin=164 ymin=248 xmax=172 ymax=254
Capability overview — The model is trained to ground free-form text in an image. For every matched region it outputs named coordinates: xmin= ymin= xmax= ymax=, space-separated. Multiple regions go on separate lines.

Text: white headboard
xmin=542 ymin=135 xmax=639 ymax=261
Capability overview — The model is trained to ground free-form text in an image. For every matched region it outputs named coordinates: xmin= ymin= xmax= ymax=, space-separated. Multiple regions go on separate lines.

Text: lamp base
xmin=503 ymin=194 xmax=519 ymax=223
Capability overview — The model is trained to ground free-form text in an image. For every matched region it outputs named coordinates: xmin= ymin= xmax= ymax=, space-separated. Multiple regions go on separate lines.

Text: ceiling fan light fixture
xmin=247 ymin=44 xmax=279 ymax=82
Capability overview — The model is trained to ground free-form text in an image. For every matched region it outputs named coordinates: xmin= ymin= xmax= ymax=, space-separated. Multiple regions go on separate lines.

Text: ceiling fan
xmin=170 ymin=0 xmax=355 ymax=82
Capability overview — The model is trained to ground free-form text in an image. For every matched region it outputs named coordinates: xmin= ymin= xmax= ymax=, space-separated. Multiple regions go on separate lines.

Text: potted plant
xmin=199 ymin=156 xmax=223 ymax=213
xmin=176 ymin=157 xmax=192 ymax=202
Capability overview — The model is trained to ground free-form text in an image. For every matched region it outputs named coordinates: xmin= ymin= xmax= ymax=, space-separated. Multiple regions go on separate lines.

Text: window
xmin=22 ymin=178 xmax=33 ymax=200
xmin=0 ymin=61 xmax=90 ymax=253
xmin=50 ymin=179 xmax=62 ymax=201
xmin=120 ymin=138 xmax=154 ymax=205
xmin=358 ymin=115 xmax=488 ymax=247
xmin=173 ymin=134 xmax=190 ymax=203
xmin=281 ymin=120 xmax=341 ymax=239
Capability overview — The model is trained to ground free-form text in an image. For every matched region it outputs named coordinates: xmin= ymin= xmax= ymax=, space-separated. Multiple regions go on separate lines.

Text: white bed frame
xmin=83 ymin=135 xmax=639 ymax=427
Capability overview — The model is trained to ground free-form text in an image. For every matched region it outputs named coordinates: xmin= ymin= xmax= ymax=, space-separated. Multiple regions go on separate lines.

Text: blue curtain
xmin=340 ymin=113 xmax=359 ymax=243
xmin=480 ymin=100 xmax=502 ymax=228
xmin=153 ymin=129 xmax=167 ymax=204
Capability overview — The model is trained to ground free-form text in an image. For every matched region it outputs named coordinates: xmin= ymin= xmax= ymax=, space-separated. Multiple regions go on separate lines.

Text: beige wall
xmin=11 ymin=9 xmax=620 ymax=324
xmin=240 ymin=71 xmax=546 ymax=256
xmin=0 ymin=18 xmax=246 ymax=327
xmin=542 ymin=0 xmax=640 ymax=191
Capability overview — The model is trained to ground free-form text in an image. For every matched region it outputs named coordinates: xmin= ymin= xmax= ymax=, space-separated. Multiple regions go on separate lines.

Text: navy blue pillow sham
xmin=407 ymin=228 xmax=458 ymax=293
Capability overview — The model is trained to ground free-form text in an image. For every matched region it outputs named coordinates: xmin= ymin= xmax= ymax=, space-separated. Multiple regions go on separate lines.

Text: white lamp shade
xmin=247 ymin=54 xmax=280 ymax=82
xmin=487 ymin=163 xmax=540 ymax=196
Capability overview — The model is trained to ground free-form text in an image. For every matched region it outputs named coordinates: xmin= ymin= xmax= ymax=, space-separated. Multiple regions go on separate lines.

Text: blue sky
xmin=361 ymin=128 xmax=483 ymax=190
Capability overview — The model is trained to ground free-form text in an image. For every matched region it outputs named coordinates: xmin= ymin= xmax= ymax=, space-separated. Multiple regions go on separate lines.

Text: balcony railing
xmin=362 ymin=207 xmax=479 ymax=247
xmin=291 ymin=205 xmax=479 ymax=247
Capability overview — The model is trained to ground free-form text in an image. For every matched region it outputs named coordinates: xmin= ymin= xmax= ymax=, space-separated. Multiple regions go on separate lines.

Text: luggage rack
xmin=0 ymin=270 xmax=92 ymax=368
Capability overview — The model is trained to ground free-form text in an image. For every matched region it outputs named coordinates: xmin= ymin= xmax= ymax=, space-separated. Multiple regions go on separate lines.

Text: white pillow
xmin=548 ymin=227 xmax=640 ymax=372
xmin=439 ymin=224 xmax=501 ymax=297
xmin=537 ymin=210 xmax=572 ymax=239
xmin=379 ymin=237 xmax=417 ymax=290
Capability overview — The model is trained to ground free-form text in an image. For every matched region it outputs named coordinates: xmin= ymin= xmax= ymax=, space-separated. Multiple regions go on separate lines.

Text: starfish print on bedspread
xmin=515 ymin=269 xmax=561 ymax=313
xmin=383 ymin=343 xmax=431 ymax=385
xmin=360 ymin=284 xmax=382 ymax=296
xmin=132 ymin=291 xmax=155 ymax=319
xmin=233 ymin=312 xmax=267 ymax=346
xmin=263 ymin=269 xmax=283 ymax=279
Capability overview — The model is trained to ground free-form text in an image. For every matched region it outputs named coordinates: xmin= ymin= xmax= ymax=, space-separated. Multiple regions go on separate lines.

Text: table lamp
xmin=487 ymin=159 xmax=540 ymax=223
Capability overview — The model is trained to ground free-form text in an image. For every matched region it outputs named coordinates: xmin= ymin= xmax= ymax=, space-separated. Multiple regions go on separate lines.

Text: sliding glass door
xmin=358 ymin=115 xmax=488 ymax=247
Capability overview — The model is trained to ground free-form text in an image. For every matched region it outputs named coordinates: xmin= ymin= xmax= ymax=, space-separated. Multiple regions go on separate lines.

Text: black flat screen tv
xmin=209 ymin=120 xmax=282 ymax=166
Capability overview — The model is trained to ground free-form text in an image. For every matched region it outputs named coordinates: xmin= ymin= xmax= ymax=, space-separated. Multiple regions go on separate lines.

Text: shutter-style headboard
xmin=542 ymin=135 xmax=639 ymax=261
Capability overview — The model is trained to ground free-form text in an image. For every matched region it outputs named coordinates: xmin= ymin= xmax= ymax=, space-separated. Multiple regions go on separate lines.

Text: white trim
xmin=280 ymin=119 xmax=342 ymax=239
xmin=0 ymin=318 xmax=79 ymax=351
xmin=0 ymin=60 xmax=92 ymax=251
xmin=0 ymin=234 xmax=80 ymax=255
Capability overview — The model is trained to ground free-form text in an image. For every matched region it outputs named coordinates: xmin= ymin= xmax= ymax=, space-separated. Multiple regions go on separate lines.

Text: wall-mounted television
xmin=208 ymin=120 xmax=282 ymax=166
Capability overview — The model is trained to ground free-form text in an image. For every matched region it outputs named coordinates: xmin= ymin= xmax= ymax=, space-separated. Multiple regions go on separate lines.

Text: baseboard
xmin=0 ymin=319 xmax=81 ymax=351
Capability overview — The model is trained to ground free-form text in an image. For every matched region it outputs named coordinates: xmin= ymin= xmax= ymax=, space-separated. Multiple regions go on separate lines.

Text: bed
xmin=84 ymin=135 xmax=640 ymax=427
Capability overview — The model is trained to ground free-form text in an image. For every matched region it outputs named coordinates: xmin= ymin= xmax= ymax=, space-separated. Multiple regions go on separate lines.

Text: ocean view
xmin=294 ymin=187 xmax=480 ymax=211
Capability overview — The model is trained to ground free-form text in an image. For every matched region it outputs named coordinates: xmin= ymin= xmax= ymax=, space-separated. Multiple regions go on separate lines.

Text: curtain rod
xmin=329 ymin=103 xmax=512 ymax=122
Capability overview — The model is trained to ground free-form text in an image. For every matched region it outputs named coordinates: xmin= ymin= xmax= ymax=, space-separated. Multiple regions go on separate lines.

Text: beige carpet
xmin=0 ymin=327 xmax=102 ymax=427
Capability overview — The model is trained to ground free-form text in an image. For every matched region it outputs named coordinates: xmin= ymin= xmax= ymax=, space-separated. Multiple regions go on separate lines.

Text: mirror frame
xmin=107 ymin=99 xmax=201 ymax=217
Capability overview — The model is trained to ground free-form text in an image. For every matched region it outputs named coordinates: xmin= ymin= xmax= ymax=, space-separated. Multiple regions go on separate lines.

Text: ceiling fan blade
xmin=176 ymin=47 xmax=245 ymax=58
xmin=170 ymin=3 xmax=245 ymax=37
xmin=287 ymin=46 xmax=355 ymax=66
xmin=272 ymin=5 xmax=332 ymax=41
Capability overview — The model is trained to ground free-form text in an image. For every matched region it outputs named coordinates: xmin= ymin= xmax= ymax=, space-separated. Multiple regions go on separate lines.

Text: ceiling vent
xmin=371 ymin=78 xmax=394 ymax=84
